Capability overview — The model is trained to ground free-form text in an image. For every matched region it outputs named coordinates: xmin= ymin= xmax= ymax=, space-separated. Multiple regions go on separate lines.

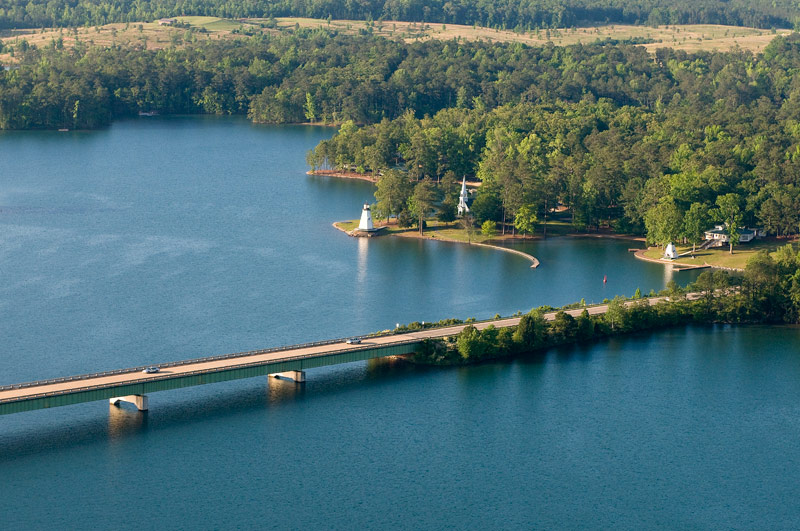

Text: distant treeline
xmin=410 ymin=245 xmax=800 ymax=365
xmin=0 ymin=0 xmax=795 ymax=30
xmin=6 ymin=30 xmax=800 ymax=239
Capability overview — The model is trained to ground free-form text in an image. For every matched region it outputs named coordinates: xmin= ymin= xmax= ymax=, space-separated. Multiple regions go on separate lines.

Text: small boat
xmin=138 ymin=111 xmax=158 ymax=117
xmin=58 ymin=128 xmax=69 ymax=132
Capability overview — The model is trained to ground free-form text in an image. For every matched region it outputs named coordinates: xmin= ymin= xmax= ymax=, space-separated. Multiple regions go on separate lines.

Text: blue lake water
xmin=1 ymin=117 xmax=797 ymax=528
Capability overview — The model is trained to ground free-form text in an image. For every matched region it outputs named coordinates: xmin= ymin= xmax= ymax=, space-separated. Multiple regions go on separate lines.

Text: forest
xmin=4 ymin=27 xmax=800 ymax=241
xmin=0 ymin=0 xmax=797 ymax=30
xmin=308 ymin=34 xmax=800 ymax=241
xmin=410 ymin=244 xmax=800 ymax=365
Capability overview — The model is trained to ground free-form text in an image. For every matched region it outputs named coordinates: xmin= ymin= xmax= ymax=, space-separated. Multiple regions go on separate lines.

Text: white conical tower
xmin=664 ymin=242 xmax=677 ymax=259
xmin=358 ymin=203 xmax=375 ymax=231
xmin=457 ymin=177 xmax=470 ymax=216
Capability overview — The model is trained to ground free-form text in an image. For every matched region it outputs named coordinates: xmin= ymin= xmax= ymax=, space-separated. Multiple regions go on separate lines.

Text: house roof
xmin=705 ymin=227 xmax=756 ymax=236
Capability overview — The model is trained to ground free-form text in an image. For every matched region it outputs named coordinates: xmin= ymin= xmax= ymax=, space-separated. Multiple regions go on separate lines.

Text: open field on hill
xmin=0 ymin=17 xmax=790 ymax=63
xmin=0 ymin=19 xmax=241 ymax=60
xmin=279 ymin=18 xmax=791 ymax=53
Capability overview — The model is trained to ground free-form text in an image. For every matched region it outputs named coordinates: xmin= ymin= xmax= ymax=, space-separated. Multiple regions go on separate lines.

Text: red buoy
xmin=603 ymin=275 xmax=607 ymax=283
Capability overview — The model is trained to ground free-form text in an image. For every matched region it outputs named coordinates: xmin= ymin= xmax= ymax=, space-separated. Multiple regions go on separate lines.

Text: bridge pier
xmin=109 ymin=394 xmax=148 ymax=411
xmin=269 ymin=371 xmax=306 ymax=383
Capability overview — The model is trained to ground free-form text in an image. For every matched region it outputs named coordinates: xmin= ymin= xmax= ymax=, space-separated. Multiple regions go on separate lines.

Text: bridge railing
xmin=0 ymin=318 xmax=505 ymax=393
xmin=0 ymin=334 xmax=383 ymax=392
xmin=0 ymin=338 xmax=426 ymax=403
xmin=0 ymin=297 xmax=632 ymax=394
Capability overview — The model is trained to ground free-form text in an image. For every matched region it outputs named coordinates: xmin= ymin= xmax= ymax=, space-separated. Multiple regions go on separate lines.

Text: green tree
xmin=550 ymin=311 xmax=577 ymax=342
xmin=470 ymin=189 xmax=502 ymax=224
xmin=409 ymin=177 xmax=437 ymax=235
xmin=462 ymin=212 xmax=476 ymax=243
xmin=374 ymin=169 xmax=411 ymax=223
xmin=481 ymin=220 xmax=497 ymax=237
xmin=437 ymin=197 xmax=457 ymax=222
xmin=456 ymin=325 xmax=488 ymax=360
xmin=576 ymin=309 xmax=595 ymax=340
xmin=514 ymin=204 xmax=538 ymax=236
xmin=693 ymin=270 xmax=717 ymax=315
xmin=744 ymin=251 xmax=782 ymax=318
xmin=683 ymin=202 xmax=711 ymax=253
xmin=513 ymin=310 xmax=547 ymax=350
xmin=604 ymin=296 xmax=631 ymax=332
xmin=644 ymin=195 xmax=683 ymax=247
xmin=714 ymin=193 xmax=743 ymax=254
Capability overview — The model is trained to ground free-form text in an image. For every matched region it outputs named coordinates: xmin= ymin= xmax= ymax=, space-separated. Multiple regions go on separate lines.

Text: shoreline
xmin=307 ymin=169 xmax=484 ymax=188
xmin=565 ymin=232 xmax=646 ymax=242
xmin=333 ymin=221 xmax=540 ymax=267
xmin=307 ymin=170 xmax=378 ymax=183
xmin=633 ymin=247 xmax=718 ymax=271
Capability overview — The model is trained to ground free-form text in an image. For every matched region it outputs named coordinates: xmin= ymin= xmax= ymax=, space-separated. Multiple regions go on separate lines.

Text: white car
xmin=142 ymin=366 xmax=160 ymax=374
xmin=346 ymin=338 xmax=362 ymax=345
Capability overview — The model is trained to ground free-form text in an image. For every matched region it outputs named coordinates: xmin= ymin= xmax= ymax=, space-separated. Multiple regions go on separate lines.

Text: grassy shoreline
xmin=332 ymin=218 xmax=651 ymax=268
xmin=333 ymin=217 xmax=800 ymax=273
xmin=639 ymin=240 xmax=799 ymax=270
xmin=333 ymin=219 xmax=540 ymax=266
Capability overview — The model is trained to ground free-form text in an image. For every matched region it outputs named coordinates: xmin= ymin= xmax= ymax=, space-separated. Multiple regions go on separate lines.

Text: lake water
xmin=2 ymin=117 xmax=797 ymax=528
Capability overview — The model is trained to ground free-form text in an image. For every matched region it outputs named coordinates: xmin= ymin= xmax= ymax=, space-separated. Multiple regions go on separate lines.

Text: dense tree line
xmin=6 ymin=30 xmax=656 ymax=128
xmin=0 ymin=0 xmax=795 ymax=30
xmin=311 ymin=34 xmax=800 ymax=239
xmin=6 ymin=29 xmax=800 ymax=238
xmin=411 ymin=244 xmax=800 ymax=365
xmin=0 ymin=30 xmax=434 ymax=128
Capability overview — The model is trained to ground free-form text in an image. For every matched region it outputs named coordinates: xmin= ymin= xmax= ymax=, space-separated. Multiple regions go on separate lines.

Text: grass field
xmin=335 ymin=217 xmax=594 ymax=245
xmin=0 ymin=18 xmax=790 ymax=63
xmin=0 ymin=17 xmax=263 ymax=62
xmin=336 ymin=218 xmax=516 ymax=243
xmin=643 ymin=240 xmax=798 ymax=270
xmin=279 ymin=18 xmax=791 ymax=53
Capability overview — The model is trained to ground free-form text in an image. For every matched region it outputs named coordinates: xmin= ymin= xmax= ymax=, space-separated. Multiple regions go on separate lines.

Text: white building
xmin=356 ymin=203 xmax=378 ymax=232
xmin=457 ymin=177 xmax=470 ymax=216
xmin=664 ymin=242 xmax=677 ymax=259
xmin=703 ymin=225 xmax=765 ymax=246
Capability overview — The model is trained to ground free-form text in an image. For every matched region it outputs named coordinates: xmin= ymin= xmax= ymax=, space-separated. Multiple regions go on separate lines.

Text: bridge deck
xmin=0 ymin=299 xmax=649 ymax=415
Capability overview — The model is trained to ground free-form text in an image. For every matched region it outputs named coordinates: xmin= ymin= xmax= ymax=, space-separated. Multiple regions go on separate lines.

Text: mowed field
xmin=643 ymin=240 xmax=798 ymax=270
xmin=0 ymin=16 xmax=792 ymax=62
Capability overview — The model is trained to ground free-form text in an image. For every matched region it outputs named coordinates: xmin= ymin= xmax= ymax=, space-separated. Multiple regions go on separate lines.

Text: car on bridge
xmin=142 ymin=366 xmax=160 ymax=374
xmin=346 ymin=338 xmax=362 ymax=344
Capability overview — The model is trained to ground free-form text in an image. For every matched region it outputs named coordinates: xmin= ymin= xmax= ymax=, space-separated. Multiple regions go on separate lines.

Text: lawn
xmin=643 ymin=239 xmax=797 ymax=270
xmin=336 ymin=218 xmax=553 ymax=244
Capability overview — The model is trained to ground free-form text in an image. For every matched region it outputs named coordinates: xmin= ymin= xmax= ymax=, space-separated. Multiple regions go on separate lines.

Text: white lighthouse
xmin=457 ymin=177 xmax=470 ymax=216
xmin=357 ymin=203 xmax=376 ymax=231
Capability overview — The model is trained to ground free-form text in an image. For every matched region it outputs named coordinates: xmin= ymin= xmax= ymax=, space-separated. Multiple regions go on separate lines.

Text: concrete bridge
xmin=0 ymin=298 xmax=665 ymax=416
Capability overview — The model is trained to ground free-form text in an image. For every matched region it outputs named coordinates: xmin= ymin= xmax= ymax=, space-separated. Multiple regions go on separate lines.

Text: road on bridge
xmin=0 ymin=295 xmax=679 ymax=405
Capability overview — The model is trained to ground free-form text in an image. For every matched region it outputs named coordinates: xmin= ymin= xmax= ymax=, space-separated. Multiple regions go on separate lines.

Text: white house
xmin=703 ymin=225 xmax=765 ymax=246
